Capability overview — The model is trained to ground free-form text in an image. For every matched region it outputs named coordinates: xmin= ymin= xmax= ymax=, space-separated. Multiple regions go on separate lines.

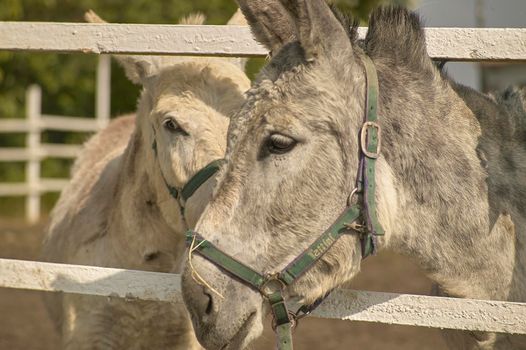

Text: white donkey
xmin=41 ymin=10 xmax=249 ymax=350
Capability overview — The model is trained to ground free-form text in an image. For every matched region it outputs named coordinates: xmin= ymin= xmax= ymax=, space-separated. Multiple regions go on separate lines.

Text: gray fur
xmin=182 ymin=2 xmax=526 ymax=350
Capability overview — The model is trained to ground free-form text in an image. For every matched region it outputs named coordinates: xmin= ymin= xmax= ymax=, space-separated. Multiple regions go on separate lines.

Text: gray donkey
xmin=181 ymin=1 xmax=526 ymax=349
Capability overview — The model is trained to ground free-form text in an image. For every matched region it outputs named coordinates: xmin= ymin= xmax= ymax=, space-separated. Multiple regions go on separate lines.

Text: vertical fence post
xmin=96 ymin=55 xmax=111 ymax=129
xmin=25 ymin=85 xmax=41 ymax=224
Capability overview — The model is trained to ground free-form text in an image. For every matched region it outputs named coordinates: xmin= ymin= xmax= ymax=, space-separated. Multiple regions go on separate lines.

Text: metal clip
xmin=345 ymin=221 xmax=364 ymax=232
xmin=345 ymin=222 xmax=370 ymax=239
xmin=294 ymin=304 xmax=313 ymax=321
xmin=272 ymin=311 xmax=298 ymax=331
xmin=347 ymin=187 xmax=360 ymax=207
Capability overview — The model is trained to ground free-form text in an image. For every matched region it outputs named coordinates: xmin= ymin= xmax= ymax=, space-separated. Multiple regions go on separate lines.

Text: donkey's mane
xmin=328 ymin=5 xmax=429 ymax=71
xmin=365 ymin=6 xmax=432 ymax=72
xmin=494 ymin=86 xmax=526 ymax=142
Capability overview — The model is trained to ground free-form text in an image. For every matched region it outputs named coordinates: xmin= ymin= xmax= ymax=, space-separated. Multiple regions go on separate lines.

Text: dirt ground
xmin=0 ymin=219 xmax=448 ymax=350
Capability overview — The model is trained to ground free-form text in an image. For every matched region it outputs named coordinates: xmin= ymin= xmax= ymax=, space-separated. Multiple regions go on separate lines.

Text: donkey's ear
xmin=108 ymin=56 xmax=154 ymax=85
xmin=281 ymin=0 xmax=352 ymax=61
xmin=227 ymin=8 xmax=247 ymax=26
xmin=236 ymin=0 xmax=296 ymax=55
xmin=84 ymin=10 xmax=154 ymax=84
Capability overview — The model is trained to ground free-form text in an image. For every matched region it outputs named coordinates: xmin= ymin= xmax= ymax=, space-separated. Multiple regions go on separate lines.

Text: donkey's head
xmin=86 ymin=10 xmax=250 ymax=229
xmin=182 ymin=1 xmax=432 ymax=349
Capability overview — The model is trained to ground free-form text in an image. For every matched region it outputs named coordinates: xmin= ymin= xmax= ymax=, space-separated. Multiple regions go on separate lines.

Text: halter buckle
xmin=360 ymin=121 xmax=382 ymax=159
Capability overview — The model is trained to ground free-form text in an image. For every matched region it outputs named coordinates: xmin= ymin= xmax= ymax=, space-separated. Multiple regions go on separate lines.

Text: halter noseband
xmin=186 ymin=55 xmax=384 ymax=350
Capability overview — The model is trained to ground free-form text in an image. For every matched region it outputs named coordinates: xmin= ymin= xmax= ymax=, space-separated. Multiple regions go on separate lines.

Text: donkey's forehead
xmin=152 ymin=94 xmax=192 ymax=114
xmin=152 ymin=94 xmax=220 ymax=124
xmin=230 ymin=76 xmax=333 ymax=145
xmin=250 ymin=42 xmax=345 ymax=102
xmin=228 ymin=52 xmax=353 ymax=148
xmin=245 ymin=58 xmax=337 ymax=116
xmin=151 ymin=59 xmax=247 ymax=92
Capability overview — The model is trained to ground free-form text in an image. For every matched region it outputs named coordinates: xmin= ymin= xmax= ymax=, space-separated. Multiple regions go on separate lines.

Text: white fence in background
xmin=0 ymin=55 xmax=111 ymax=223
xmin=0 ymin=21 xmax=525 ymax=337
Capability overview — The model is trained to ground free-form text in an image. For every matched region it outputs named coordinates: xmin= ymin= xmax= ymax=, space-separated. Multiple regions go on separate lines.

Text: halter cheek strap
xmin=186 ymin=55 xmax=384 ymax=350
xmin=357 ymin=54 xmax=384 ymax=257
xmin=180 ymin=159 xmax=224 ymax=201
xmin=151 ymin=132 xmax=224 ymax=210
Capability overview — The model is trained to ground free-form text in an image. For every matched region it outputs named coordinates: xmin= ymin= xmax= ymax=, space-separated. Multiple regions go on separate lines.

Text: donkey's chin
xmin=196 ymin=310 xmax=263 ymax=350
xmin=221 ymin=311 xmax=261 ymax=350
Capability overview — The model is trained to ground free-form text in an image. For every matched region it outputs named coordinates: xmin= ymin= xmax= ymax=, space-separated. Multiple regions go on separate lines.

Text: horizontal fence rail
xmin=0 ymin=23 xmax=525 ymax=61
xmin=0 ymin=258 xmax=181 ymax=303
xmin=0 ymin=116 xmax=101 ymax=133
xmin=0 ymin=119 xmax=31 ymax=132
xmin=39 ymin=115 xmax=102 ymax=132
xmin=0 ymin=144 xmax=82 ymax=161
xmin=0 ymin=179 xmax=70 ymax=196
xmin=1 ymin=258 xmax=525 ymax=335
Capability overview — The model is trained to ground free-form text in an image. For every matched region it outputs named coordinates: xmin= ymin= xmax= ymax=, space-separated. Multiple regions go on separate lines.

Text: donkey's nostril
xmin=204 ymin=292 xmax=213 ymax=315
xmin=194 ymin=287 xmax=213 ymax=316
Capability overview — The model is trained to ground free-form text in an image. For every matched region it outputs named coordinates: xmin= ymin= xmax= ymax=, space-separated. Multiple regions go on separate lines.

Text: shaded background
xmin=0 ymin=0 xmax=525 ymax=349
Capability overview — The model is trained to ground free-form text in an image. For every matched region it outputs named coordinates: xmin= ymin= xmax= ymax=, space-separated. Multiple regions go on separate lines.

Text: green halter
xmin=187 ymin=55 xmax=384 ymax=350
xmin=180 ymin=159 xmax=224 ymax=201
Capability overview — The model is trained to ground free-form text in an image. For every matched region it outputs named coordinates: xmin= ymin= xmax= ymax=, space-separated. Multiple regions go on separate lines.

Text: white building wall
xmin=416 ymin=0 xmax=526 ymax=91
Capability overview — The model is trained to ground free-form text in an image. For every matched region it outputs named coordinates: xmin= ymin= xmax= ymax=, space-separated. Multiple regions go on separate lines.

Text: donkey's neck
xmin=374 ymin=61 xmax=518 ymax=301
xmin=108 ymin=130 xmax=186 ymax=271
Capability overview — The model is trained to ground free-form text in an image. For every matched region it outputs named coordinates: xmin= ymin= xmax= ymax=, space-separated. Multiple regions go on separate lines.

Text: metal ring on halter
xmin=347 ymin=187 xmax=359 ymax=207
xmin=259 ymin=273 xmax=287 ymax=298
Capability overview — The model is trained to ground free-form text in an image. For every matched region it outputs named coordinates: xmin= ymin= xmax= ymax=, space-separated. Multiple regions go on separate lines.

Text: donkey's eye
xmin=162 ymin=117 xmax=188 ymax=136
xmin=267 ymin=133 xmax=297 ymax=154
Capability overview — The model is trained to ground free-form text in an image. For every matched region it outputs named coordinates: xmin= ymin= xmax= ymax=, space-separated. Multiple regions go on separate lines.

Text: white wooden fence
xmin=0 ymin=21 xmax=525 ymax=338
xmin=0 ymin=56 xmax=111 ymax=223
xmin=1 ymin=258 xmax=525 ymax=335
